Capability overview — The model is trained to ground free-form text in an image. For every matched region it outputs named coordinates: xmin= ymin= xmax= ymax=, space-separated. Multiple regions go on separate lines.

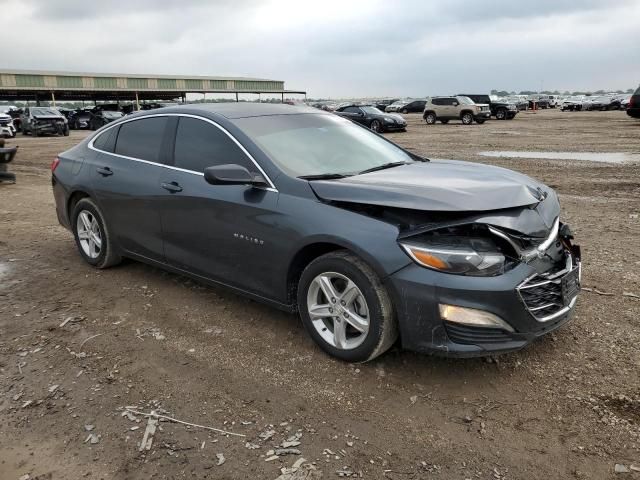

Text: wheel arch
xmin=459 ymin=109 xmax=474 ymax=118
xmin=67 ymin=190 xmax=91 ymax=221
xmin=286 ymin=239 xmax=391 ymax=307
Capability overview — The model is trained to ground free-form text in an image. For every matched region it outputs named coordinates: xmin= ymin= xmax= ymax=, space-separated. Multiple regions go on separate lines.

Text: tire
xmin=297 ymin=251 xmax=397 ymax=363
xmin=475 ymin=119 xmax=486 ymax=124
xmin=461 ymin=112 xmax=473 ymax=125
xmin=401 ymin=108 xmax=408 ymax=114
xmin=71 ymin=198 xmax=121 ymax=269
xmin=440 ymin=119 xmax=449 ymax=124
xmin=424 ymin=112 xmax=436 ymax=124
xmin=370 ymin=120 xmax=382 ymax=133
xmin=63 ymin=126 xmax=70 ymax=136
xmin=495 ymin=109 xmax=507 ymax=120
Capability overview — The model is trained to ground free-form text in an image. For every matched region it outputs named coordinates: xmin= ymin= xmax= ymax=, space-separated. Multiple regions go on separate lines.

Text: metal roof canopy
xmin=0 ymin=69 xmax=306 ymax=103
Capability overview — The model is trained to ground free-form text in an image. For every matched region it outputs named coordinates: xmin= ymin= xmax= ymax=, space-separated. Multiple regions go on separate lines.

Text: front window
xmin=102 ymin=111 xmax=123 ymax=119
xmin=234 ymin=114 xmax=413 ymax=178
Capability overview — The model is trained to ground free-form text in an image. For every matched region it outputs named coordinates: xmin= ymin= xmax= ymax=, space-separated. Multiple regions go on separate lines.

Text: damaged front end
xmin=315 ymin=189 xmax=582 ymax=357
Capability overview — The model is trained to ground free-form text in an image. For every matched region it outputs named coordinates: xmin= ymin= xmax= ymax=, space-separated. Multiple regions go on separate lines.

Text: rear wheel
xmin=370 ymin=120 xmax=382 ymax=133
xmin=424 ymin=112 xmax=436 ymax=124
xmin=496 ymin=108 xmax=507 ymax=120
xmin=72 ymin=198 xmax=121 ymax=269
xmin=461 ymin=112 xmax=473 ymax=125
xmin=297 ymin=251 xmax=397 ymax=362
xmin=401 ymin=108 xmax=408 ymax=114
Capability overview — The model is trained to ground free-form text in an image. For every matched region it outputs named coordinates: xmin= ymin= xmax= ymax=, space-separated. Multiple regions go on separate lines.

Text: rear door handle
xmin=161 ymin=181 xmax=183 ymax=193
xmin=97 ymin=167 xmax=113 ymax=176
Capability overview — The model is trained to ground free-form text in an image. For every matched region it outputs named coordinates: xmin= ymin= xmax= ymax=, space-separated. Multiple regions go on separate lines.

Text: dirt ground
xmin=1 ymin=109 xmax=639 ymax=480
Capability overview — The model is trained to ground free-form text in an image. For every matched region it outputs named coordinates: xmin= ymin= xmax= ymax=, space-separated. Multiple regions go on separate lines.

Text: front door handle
xmin=97 ymin=167 xmax=113 ymax=176
xmin=161 ymin=181 xmax=183 ymax=193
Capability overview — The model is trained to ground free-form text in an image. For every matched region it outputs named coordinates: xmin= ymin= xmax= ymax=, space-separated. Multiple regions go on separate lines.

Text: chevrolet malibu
xmin=52 ymin=103 xmax=581 ymax=362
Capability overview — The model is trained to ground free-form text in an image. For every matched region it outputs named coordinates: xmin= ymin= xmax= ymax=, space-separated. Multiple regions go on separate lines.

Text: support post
xmin=235 ymin=92 xmax=239 ymax=102
xmin=135 ymin=91 xmax=140 ymax=111
xmin=51 ymin=91 xmax=56 ymax=107
xmin=281 ymin=93 xmax=284 ymax=103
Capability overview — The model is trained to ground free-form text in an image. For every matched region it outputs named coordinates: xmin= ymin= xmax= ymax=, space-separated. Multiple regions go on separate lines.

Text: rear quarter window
xmin=92 ymin=126 xmax=118 ymax=153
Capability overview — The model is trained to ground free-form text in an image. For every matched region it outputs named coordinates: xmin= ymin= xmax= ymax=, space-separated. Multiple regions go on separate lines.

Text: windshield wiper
xmin=357 ymin=161 xmax=410 ymax=175
xmin=298 ymin=173 xmax=350 ymax=180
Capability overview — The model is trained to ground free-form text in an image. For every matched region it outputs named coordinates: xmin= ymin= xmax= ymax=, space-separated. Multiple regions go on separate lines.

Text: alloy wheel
xmin=370 ymin=120 xmax=381 ymax=132
xmin=76 ymin=210 xmax=102 ymax=259
xmin=306 ymin=272 xmax=370 ymax=350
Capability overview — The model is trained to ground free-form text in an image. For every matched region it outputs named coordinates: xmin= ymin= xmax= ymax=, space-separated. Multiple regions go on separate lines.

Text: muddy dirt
xmin=1 ymin=109 xmax=639 ymax=479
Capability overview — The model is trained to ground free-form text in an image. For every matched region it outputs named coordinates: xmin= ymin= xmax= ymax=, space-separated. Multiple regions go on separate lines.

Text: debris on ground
xmin=124 ymin=407 xmax=245 ymax=437
xmin=139 ymin=416 xmax=158 ymax=452
xmin=216 ymin=453 xmax=226 ymax=466
xmin=84 ymin=433 xmax=100 ymax=445
xmin=614 ymin=464 xmax=630 ymax=473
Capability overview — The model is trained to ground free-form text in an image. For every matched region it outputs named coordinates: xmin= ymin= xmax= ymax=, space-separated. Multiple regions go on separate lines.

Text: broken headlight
xmin=399 ymin=226 xmax=513 ymax=277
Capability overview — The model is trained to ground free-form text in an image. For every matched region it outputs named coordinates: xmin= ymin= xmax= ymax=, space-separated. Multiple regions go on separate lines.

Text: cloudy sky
xmin=1 ymin=0 xmax=639 ymax=98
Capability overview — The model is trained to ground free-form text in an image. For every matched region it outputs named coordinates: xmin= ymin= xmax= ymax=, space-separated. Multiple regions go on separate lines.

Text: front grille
xmin=444 ymin=322 xmax=512 ymax=344
xmin=517 ymin=254 xmax=578 ymax=322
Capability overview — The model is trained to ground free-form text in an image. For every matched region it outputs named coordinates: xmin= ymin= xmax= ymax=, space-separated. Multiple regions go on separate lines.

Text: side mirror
xmin=204 ymin=164 xmax=267 ymax=187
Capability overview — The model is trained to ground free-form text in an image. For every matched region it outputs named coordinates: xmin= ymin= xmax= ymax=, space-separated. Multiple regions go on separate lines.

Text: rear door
xmin=158 ymin=116 xmax=280 ymax=297
xmin=89 ymin=116 xmax=172 ymax=262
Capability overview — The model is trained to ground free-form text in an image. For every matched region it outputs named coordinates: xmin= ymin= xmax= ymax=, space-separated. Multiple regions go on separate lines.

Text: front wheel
xmin=461 ymin=112 xmax=473 ymax=125
xmin=72 ymin=198 xmax=121 ymax=269
xmin=424 ymin=112 xmax=436 ymax=124
xmin=496 ymin=109 xmax=506 ymax=120
xmin=370 ymin=120 xmax=382 ymax=133
xmin=297 ymin=251 xmax=397 ymax=362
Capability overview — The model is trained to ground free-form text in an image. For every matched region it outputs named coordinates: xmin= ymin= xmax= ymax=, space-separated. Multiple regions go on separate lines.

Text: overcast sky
xmin=1 ymin=0 xmax=639 ymax=98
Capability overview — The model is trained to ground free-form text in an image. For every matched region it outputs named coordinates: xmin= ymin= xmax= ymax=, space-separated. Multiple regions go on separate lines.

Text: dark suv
xmin=334 ymin=104 xmax=407 ymax=132
xmin=627 ymin=85 xmax=640 ymax=119
xmin=459 ymin=94 xmax=518 ymax=120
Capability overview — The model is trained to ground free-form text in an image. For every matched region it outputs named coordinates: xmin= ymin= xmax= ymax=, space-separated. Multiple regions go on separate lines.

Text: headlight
xmin=383 ymin=117 xmax=394 ymax=123
xmin=399 ymin=227 xmax=510 ymax=276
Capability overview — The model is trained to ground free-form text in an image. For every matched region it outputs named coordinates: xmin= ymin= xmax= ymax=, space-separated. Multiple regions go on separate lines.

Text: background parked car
xmin=334 ymin=104 xmax=406 ymax=132
xmin=1 ymin=106 xmax=23 ymax=131
xmin=0 ymin=112 xmax=16 ymax=137
xmin=560 ymin=96 xmax=585 ymax=111
xmin=89 ymin=109 xmax=124 ymax=130
xmin=374 ymin=99 xmax=399 ymax=111
xmin=20 ymin=107 xmax=69 ymax=136
xmin=628 ymin=85 xmax=640 ymax=118
xmin=385 ymin=99 xmax=426 ymax=113
xmin=423 ymin=96 xmax=490 ymax=125
xmin=459 ymin=94 xmax=518 ymax=120
xmin=585 ymin=96 xmax=615 ymax=111
xmin=68 ymin=109 xmax=93 ymax=129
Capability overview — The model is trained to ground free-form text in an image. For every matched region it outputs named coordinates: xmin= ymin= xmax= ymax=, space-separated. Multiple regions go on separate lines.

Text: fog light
xmin=439 ymin=304 xmax=514 ymax=332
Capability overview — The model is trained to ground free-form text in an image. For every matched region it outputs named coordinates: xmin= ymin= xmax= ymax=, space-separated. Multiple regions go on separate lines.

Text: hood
xmin=309 ymin=160 xmax=550 ymax=212
xmin=384 ymin=113 xmax=405 ymax=121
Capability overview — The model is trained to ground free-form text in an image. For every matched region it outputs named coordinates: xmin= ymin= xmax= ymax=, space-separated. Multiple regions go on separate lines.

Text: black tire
xmin=461 ymin=112 xmax=473 ymax=125
xmin=63 ymin=126 xmax=70 ymax=136
xmin=424 ymin=112 xmax=436 ymax=124
xmin=440 ymin=119 xmax=449 ymax=124
xmin=401 ymin=108 xmax=408 ymax=114
xmin=297 ymin=251 xmax=397 ymax=363
xmin=71 ymin=198 xmax=121 ymax=269
xmin=475 ymin=119 xmax=486 ymax=124
xmin=495 ymin=108 xmax=507 ymax=120
xmin=370 ymin=120 xmax=382 ymax=133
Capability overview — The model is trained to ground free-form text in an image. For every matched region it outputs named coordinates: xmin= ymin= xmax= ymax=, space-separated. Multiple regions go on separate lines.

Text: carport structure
xmin=0 ymin=69 xmax=306 ymax=106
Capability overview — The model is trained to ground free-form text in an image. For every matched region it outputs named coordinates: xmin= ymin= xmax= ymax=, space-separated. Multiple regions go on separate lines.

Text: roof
xmin=176 ymin=102 xmax=322 ymax=119
xmin=0 ymin=69 xmax=280 ymax=82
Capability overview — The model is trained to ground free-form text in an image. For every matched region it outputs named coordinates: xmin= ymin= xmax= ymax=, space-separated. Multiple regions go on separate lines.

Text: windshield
xmin=361 ymin=106 xmax=384 ymax=115
xmin=32 ymin=108 xmax=60 ymax=116
xmin=102 ymin=111 xmax=123 ymax=118
xmin=234 ymin=114 xmax=413 ymax=177
xmin=458 ymin=96 xmax=475 ymax=105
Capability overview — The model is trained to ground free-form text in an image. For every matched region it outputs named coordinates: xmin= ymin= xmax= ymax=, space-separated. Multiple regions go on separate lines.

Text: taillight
xmin=51 ymin=157 xmax=60 ymax=172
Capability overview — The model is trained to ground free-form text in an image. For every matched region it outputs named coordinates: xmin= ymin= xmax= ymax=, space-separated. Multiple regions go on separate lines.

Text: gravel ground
xmin=0 ymin=108 xmax=639 ymax=480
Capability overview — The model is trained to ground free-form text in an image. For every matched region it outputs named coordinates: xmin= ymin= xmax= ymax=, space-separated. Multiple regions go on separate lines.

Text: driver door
xmin=158 ymin=116 xmax=281 ymax=298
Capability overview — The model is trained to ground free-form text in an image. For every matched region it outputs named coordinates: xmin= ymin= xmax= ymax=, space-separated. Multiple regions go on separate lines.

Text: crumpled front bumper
xmin=386 ymin=245 xmax=581 ymax=357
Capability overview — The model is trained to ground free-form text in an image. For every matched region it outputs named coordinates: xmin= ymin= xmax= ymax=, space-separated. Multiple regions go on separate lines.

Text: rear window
xmin=115 ymin=117 xmax=169 ymax=163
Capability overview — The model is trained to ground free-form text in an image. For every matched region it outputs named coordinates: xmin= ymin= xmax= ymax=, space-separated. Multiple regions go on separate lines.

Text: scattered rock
xmin=275 ymin=448 xmax=301 ymax=456
xmin=84 ymin=424 xmax=94 ymax=432
xmin=216 ymin=453 xmax=226 ymax=466
xmin=84 ymin=433 xmax=99 ymax=445
xmin=265 ymin=455 xmax=280 ymax=462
